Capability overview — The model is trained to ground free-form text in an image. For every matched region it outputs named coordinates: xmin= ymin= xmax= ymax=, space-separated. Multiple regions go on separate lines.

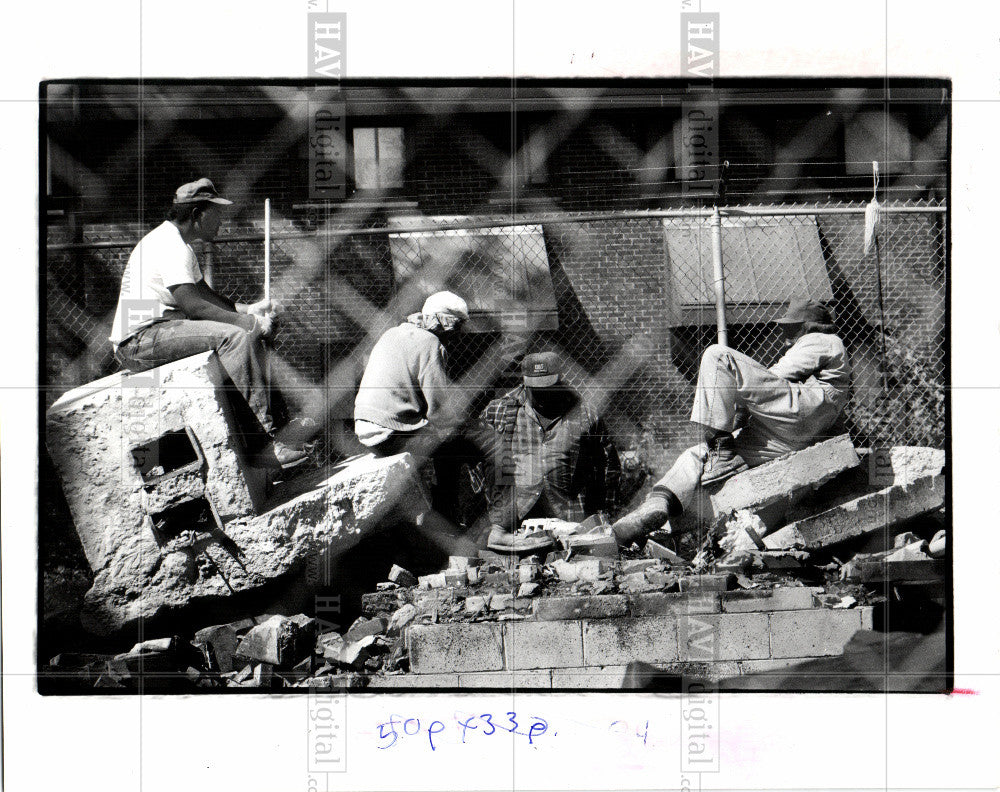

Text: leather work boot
xmin=700 ymin=434 xmax=749 ymax=486
xmin=253 ymin=439 xmax=310 ymax=470
xmin=612 ymin=491 xmax=677 ymax=548
xmin=486 ymin=525 xmax=555 ymax=555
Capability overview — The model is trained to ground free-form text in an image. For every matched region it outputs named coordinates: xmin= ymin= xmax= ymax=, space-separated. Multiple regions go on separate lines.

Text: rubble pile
xmin=40 ymin=435 xmax=947 ymax=691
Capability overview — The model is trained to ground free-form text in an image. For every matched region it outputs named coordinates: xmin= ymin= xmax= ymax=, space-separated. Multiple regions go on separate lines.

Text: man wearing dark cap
xmin=612 ymin=298 xmax=850 ymax=548
xmin=109 ymin=178 xmax=305 ymax=468
xmin=475 ymin=351 xmax=621 ymax=553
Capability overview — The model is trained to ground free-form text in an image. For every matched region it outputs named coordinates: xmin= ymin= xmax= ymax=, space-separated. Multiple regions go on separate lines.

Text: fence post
xmin=709 ymin=205 xmax=727 ymax=346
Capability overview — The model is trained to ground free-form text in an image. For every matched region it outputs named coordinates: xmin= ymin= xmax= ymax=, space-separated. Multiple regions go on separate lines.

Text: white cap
xmin=421 ymin=291 xmax=469 ymax=321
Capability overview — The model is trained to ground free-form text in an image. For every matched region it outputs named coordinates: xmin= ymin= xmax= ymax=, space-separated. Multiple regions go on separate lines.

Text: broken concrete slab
xmin=45 ymin=352 xmax=266 ymax=572
xmin=763 ymin=473 xmax=944 ymax=551
xmin=194 ymin=624 xmax=239 ymax=673
xmin=533 ymin=595 xmax=628 ymax=621
xmin=80 ymin=452 xmax=430 ymax=635
xmin=234 ymin=615 xmax=310 ymax=669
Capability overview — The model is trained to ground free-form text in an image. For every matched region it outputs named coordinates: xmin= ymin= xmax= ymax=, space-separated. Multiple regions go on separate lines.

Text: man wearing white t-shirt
xmin=110 ymin=178 xmax=306 ymax=468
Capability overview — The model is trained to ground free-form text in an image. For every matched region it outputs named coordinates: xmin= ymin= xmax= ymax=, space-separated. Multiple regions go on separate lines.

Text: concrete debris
xmin=387 ymin=605 xmax=417 ymax=636
xmin=928 ymin=530 xmax=946 ymax=558
xmin=645 ymin=540 xmax=687 ymax=566
xmin=388 ymin=565 xmax=417 ymax=587
xmin=884 ymin=541 xmax=930 ymax=563
xmin=235 ymin=615 xmax=311 ymax=669
xmin=893 ymin=531 xmax=921 ymax=548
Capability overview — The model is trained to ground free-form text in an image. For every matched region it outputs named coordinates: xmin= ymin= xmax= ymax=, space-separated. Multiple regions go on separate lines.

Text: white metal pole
xmin=710 ymin=205 xmax=728 ymax=346
xmin=264 ymin=198 xmax=271 ymax=303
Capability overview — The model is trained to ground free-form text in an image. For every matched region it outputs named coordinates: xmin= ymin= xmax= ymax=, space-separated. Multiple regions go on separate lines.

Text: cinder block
xmin=764 ymin=474 xmax=944 ymax=550
xmin=678 ymin=574 xmax=735 ymax=593
xmin=552 ymin=665 xmax=629 ymax=688
xmin=45 ymin=352 xmax=264 ymax=572
xmin=457 ymin=670 xmax=553 ymax=689
xmin=407 ymin=623 xmax=504 ymax=674
xmin=504 ymin=621 xmax=583 ymax=670
xmin=721 ymin=587 xmax=819 ymax=613
xmin=738 ymin=657 xmax=813 ymax=675
xmin=627 ymin=591 xmax=721 ymax=617
xmin=677 ymin=613 xmax=770 ymax=661
xmin=583 ymin=617 xmax=679 ymax=665
xmin=368 ymin=673 xmax=459 ymax=688
xmin=769 ymin=609 xmax=862 ymax=658
xmin=533 ymin=595 xmax=628 ymax=621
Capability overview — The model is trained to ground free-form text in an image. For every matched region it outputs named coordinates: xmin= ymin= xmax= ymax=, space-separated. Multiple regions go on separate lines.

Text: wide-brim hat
xmin=775 ymin=297 xmax=833 ymax=325
xmin=173 ymin=178 xmax=233 ymax=205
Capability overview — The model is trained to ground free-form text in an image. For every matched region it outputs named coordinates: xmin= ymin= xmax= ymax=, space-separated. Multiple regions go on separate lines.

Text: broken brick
xmin=235 ymin=615 xmax=304 ymax=669
xmin=678 ymin=574 xmax=736 ymax=593
xmin=517 ymin=582 xmax=540 ymax=597
xmin=645 ymin=540 xmax=686 ymax=565
xmin=418 ymin=573 xmax=448 ymax=589
xmin=386 ymin=605 xmax=417 ymax=636
xmin=193 ymin=624 xmax=239 ymax=673
xmin=388 ymin=564 xmax=417 ymax=587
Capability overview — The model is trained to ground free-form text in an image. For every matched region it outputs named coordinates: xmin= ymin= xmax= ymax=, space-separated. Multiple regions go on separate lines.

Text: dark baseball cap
xmin=173 ymin=178 xmax=233 ymax=205
xmin=522 ymin=351 xmax=563 ymax=388
xmin=775 ymin=297 xmax=833 ymax=325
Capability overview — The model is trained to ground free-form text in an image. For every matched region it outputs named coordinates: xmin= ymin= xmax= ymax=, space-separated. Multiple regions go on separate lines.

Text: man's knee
xmin=215 ymin=324 xmax=254 ymax=356
xmin=702 ymin=343 xmax=731 ymax=364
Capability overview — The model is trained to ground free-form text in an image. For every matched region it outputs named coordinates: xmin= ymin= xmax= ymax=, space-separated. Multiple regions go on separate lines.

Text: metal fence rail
xmin=45 ymin=198 xmax=946 ymax=478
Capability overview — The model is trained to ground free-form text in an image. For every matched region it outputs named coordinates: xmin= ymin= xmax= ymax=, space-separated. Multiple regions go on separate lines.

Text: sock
xmin=648 ymin=486 xmax=683 ymax=517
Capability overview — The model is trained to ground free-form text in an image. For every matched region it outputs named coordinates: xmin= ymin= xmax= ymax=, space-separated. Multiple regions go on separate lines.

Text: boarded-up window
xmin=353 ymin=127 xmax=404 ymax=189
xmin=663 ymin=215 xmax=833 ymax=326
xmin=387 ymin=217 xmax=558 ymax=331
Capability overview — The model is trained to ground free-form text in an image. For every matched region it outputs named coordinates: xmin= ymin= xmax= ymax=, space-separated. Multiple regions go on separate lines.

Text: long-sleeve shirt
xmin=354 ymin=319 xmax=452 ymax=433
xmin=473 ymin=386 xmax=620 ymax=526
xmin=769 ymin=332 xmax=851 ymax=411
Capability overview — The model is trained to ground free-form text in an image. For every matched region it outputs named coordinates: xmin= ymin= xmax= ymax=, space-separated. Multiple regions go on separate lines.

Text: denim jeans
xmin=115 ymin=319 xmax=273 ymax=433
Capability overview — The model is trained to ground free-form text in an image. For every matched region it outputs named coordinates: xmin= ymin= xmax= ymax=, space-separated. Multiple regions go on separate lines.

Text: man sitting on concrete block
xmin=473 ymin=351 xmax=621 ymax=554
xmin=109 ymin=178 xmax=307 ymax=470
xmin=613 ymin=298 xmax=851 ymax=548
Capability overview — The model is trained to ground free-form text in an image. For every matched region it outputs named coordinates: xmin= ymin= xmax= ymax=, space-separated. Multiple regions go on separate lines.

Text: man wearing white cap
xmin=354 ymin=291 xmax=469 ymax=456
xmin=109 ymin=178 xmax=305 ymax=468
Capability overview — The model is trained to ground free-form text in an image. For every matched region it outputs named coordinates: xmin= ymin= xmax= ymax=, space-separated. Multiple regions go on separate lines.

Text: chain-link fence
xmin=45 ymin=198 xmax=946 ymax=480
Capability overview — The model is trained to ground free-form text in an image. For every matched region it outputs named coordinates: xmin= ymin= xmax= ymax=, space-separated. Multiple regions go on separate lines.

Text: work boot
xmin=701 ymin=434 xmax=749 ymax=486
xmin=486 ymin=525 xmax=555 ymax=555
xmin=253 ymin=439 xmax=310 ymax=470
xmin=612 ymin=489 xmax=680 ymax=549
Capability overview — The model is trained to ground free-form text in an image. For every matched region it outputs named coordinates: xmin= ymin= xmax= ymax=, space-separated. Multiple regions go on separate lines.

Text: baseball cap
xmin=775 ymin=297 xmax=833 ymax=325
xmin=173 ymin=178 xmax=233 ymax=205
xmin=522 ymin=351 xmax=563 ymax=388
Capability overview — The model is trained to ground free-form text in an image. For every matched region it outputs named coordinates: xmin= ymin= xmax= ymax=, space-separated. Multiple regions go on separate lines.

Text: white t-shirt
xmin=109 ymin=221 xmax=202 ymax=345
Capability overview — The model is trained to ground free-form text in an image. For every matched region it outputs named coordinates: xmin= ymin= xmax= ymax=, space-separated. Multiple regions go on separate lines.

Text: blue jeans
xmin=114 ymin=319 xmax=273 ymax=433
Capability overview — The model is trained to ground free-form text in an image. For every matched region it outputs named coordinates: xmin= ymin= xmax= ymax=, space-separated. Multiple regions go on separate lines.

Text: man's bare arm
xmin=169 ymin=282 xmax=261 ymax=332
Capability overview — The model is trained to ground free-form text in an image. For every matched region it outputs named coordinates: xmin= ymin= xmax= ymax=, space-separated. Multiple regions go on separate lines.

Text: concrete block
xmin=344 ymin=616 xmax=386 ymax=643
xmin=368 ymin=673 xmax=459 ymax=688
xmin=388 ymin=565 xmax=417 ymax=587
xmin=627 ymin=591 xmax=721 ymax=617
xmin=552 ymin=665 xmax=629 ymax=688
xmin=721 ymin=587 xmax=819 ymax=613
xmin=407 ymin=623 xmax=504 ymax=674
xmin=457 ymin=670 xmax=553 ymax=689
xmin=677 ymin=613 xmax=770 ymax=661
xmin=769 ymin=609 xmax=862 ymax=658
xmin=711 ymin=435 xmax=859 ymax=512
xmin=194 ymin=623 xmax=239 ymax=673
xmin=361 ymin=590 xmax=408 ymax=617
xmin=533 ymin=595 xmax=628 ymax=621
xmin=504 ymin=621 xmax=584 ymax=669
xmin=464 ymin=596 xmax=488 ymax=614
xmin=620 ymin=572 xmax=657 ymax=593
xmin=765 ymin=474 xmax=944 ymax=550
xmin=235 ymin=615 xmax=308 ymax=669
xmin=738 ymin=657 xmax=814 ymax=675
xmin=678 ymin=574 xmax=735 ymax=593
xmin=45 ymin=353 xmax=265 ymax=573
xmin=583 ymin=617 xmax=679 ymax=665
xmin=79 ymin=451 xmax=430 ymax=635
xmin=856 ymin=558 xmax=946 ymax=583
